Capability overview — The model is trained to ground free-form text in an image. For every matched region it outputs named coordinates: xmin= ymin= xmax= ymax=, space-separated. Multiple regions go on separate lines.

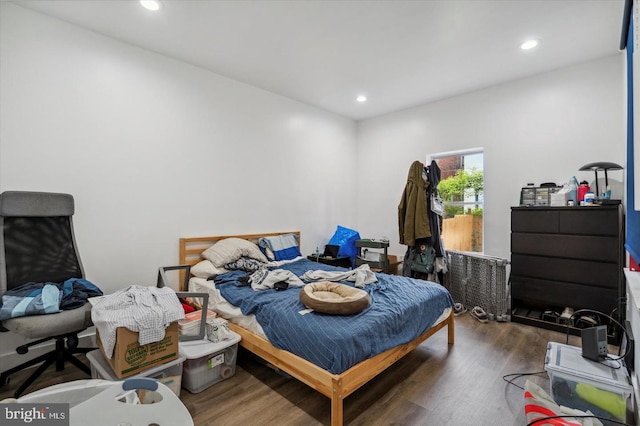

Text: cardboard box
xmin=387 ymin=254 xmax=403 ymax=275
xmin=97 ymin=322 xmax=179 ymax=379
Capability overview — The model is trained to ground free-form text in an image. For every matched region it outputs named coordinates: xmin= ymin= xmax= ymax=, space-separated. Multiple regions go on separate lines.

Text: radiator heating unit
xmin=443 ymin=250 xmax=509 ymax=321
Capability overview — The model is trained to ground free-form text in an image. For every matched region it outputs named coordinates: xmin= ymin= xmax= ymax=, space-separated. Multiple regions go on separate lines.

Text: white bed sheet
xmin=189 ymin=276 xmax=268 ymax=338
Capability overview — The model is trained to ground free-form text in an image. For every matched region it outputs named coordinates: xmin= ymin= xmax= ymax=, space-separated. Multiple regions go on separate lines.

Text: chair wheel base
xmin=1 ymin=334 xmax=92 ymax=397
xmin=67 ymin=335 xmax=78 ymax=349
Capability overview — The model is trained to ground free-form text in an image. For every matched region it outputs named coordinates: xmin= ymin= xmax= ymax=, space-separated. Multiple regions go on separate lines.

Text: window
xmin=430 ymin=149 xmax=484 ymax=253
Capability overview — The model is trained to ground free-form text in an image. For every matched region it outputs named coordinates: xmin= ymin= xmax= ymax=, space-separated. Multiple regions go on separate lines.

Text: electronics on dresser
xmin=581 ymin=325 xmax=608 ymax=361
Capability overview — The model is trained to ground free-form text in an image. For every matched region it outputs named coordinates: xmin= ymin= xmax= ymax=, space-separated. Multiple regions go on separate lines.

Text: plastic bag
xmin=328 ymin=225 xmax=361 ymax=266
xmin=206 ymin=317 xmax=231 ymax=343
xmin=430 ymin=194 xmax=444 ymax=216
xmin=524 ymin=380 xmax=603 ymax=426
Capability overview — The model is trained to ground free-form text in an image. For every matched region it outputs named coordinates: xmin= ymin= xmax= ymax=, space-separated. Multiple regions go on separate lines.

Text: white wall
xmin=0 ymin=4 xmax=357 ymax=366
xmin=0 ymin=3 xmax=358 ymax=288
xmin=356 ymin=54 xmax=626 ymax=259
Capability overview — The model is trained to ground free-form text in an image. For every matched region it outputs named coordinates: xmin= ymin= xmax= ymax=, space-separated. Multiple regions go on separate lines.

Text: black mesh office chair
xmin=0 ymin=191 xmax=94 ymax=398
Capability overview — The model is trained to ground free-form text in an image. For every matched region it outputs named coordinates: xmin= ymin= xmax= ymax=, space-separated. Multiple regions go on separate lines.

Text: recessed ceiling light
xmin=140 ymin=0 xmax=161 ymax=11
xmin=356 ymin=95 xmax=367 ymax=103
xmin=520 ymin=39 xmax=539 ymax=50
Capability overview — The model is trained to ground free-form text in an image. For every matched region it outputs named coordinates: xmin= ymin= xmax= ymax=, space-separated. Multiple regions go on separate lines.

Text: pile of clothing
xmin=0 ymin=278 xmax=103 ymax=320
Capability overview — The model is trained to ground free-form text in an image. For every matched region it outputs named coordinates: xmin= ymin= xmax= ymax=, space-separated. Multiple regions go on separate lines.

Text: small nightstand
xmin=355 ymin=239 xmax=389 ymax=273
xmin=307 ymin=255 xmax=352 ymax=269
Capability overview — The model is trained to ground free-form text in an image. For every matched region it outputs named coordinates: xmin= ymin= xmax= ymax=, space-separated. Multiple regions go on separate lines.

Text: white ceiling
xmin=13 ymin=0 xmax=626 ymax=120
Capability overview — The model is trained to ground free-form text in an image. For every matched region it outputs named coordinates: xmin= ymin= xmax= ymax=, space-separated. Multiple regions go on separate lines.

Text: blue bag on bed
xmin=328 ymin=225 xmax=360 ymax=267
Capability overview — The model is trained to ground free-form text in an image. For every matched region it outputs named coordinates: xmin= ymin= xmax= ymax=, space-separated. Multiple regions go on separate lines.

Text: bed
xmin=178 ymin=231 xmax=455 ymax=426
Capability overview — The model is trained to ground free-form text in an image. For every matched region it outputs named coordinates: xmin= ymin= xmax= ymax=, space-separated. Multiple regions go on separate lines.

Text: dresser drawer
xmin=511 ymin=233 xmax=619 ymax=262
xmin=511 ymin=206 xmax=620 ymax=236
xmin=511 ymin=277 xmax=617 ymax=313
xmin=511 ymin=209 xmax=559 ymax=233
xmin=558 ymin=208 xmax=619 ymax=236
xmin=511 ymin=254 xmax=619 ymax=288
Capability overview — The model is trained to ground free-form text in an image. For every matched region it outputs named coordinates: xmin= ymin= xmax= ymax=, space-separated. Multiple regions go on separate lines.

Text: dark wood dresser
xmin=510 ymin=205 xmax=625 ymax=340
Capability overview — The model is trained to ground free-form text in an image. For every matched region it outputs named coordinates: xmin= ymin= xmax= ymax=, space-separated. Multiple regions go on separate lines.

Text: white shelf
xmin=624 ymin=268 xmax=640 ymax=312
xmin=623 ymin=268 xmax=640 ymax=423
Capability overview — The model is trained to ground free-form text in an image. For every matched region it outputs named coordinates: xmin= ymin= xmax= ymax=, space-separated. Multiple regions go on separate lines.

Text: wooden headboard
xmin=179 ymin=230 xmax=301 ymax=267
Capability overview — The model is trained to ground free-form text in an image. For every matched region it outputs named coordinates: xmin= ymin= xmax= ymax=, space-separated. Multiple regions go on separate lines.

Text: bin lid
xmin=179 ymin=331 xmax=241 ymax=359
xmin=544 ymin=342 xmax=631 ymax=393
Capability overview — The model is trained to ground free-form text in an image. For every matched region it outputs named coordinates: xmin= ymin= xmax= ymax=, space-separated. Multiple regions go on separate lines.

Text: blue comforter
xmin=217 ymin=259 xmax=454 ymax=374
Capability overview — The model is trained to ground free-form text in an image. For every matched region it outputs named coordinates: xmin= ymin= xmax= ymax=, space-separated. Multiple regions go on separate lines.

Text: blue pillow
xmin=258 ymin=234 xmax=301 ymax=261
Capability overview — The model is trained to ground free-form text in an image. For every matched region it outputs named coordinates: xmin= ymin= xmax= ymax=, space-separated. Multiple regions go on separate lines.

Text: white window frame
xmin=428 ymin=148 xmax=484 ymax=252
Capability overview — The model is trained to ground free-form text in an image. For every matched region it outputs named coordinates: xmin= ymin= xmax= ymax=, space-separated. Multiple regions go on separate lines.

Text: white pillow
xmin=202 ymin=237 xmax=268 ymax=267
xmin=190 ymin=260 xmax=229 ymax=279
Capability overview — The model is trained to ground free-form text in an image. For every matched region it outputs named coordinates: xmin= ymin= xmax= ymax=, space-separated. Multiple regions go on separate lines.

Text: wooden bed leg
xmin=448 ymin=311 xmax=455 ymax=344
xmin=331 ymin=378 xmax=344 ymax=426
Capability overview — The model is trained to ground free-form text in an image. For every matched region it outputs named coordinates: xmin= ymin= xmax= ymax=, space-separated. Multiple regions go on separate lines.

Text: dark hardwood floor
xmin=0 ymin=314 xmax=592 ymax=425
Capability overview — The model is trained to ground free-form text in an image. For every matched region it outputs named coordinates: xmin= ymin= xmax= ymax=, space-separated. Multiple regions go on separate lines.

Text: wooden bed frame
xmin=179 ymin=232 xmax=455 ymax=426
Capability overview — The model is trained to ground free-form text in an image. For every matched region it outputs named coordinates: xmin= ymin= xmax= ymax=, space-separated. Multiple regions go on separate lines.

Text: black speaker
xmin=582 ymin=325 xmax=608 ymax=361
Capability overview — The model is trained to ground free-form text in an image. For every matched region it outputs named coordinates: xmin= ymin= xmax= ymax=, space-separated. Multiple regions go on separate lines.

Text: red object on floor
xmin=181 ymin=299 xmax=196 ymax=314
xmin=630 ymin=255 xmax=640 ymax=271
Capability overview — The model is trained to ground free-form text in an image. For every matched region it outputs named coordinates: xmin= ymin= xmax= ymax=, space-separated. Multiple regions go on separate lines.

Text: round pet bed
xmin=300 ymin=281 xmax=370 ymax=315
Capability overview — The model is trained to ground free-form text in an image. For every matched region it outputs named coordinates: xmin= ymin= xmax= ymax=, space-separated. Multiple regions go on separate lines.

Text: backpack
xmin=410 ymin=243 xmax=436 ymax=274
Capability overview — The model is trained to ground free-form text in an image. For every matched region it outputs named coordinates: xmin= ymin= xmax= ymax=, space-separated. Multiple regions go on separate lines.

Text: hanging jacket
xmin=426 ymin=160 xmax=445 ymax=257
xmin=398 ymin=160 xmax=431 ymax=246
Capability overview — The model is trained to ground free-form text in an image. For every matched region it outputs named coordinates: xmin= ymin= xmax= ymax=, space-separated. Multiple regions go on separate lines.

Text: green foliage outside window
xmin=437 ymin=169 xmax=484 ymax=219
xmin=444 ymin=205 xmax=463 ymax=218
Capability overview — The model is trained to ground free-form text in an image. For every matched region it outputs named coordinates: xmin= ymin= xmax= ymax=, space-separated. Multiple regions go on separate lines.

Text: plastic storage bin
xmin=179 ymin=309 xmax=216 ymax=337
xmin=544 ymin=342 xmax=632 ymax=422
xmin=87 ymin=349 xmax=185 ymax=397
xmin=520 ymin=186 xmax=563 ymax=206
xmin=179 ymin=331 xmax=241 ymax=393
